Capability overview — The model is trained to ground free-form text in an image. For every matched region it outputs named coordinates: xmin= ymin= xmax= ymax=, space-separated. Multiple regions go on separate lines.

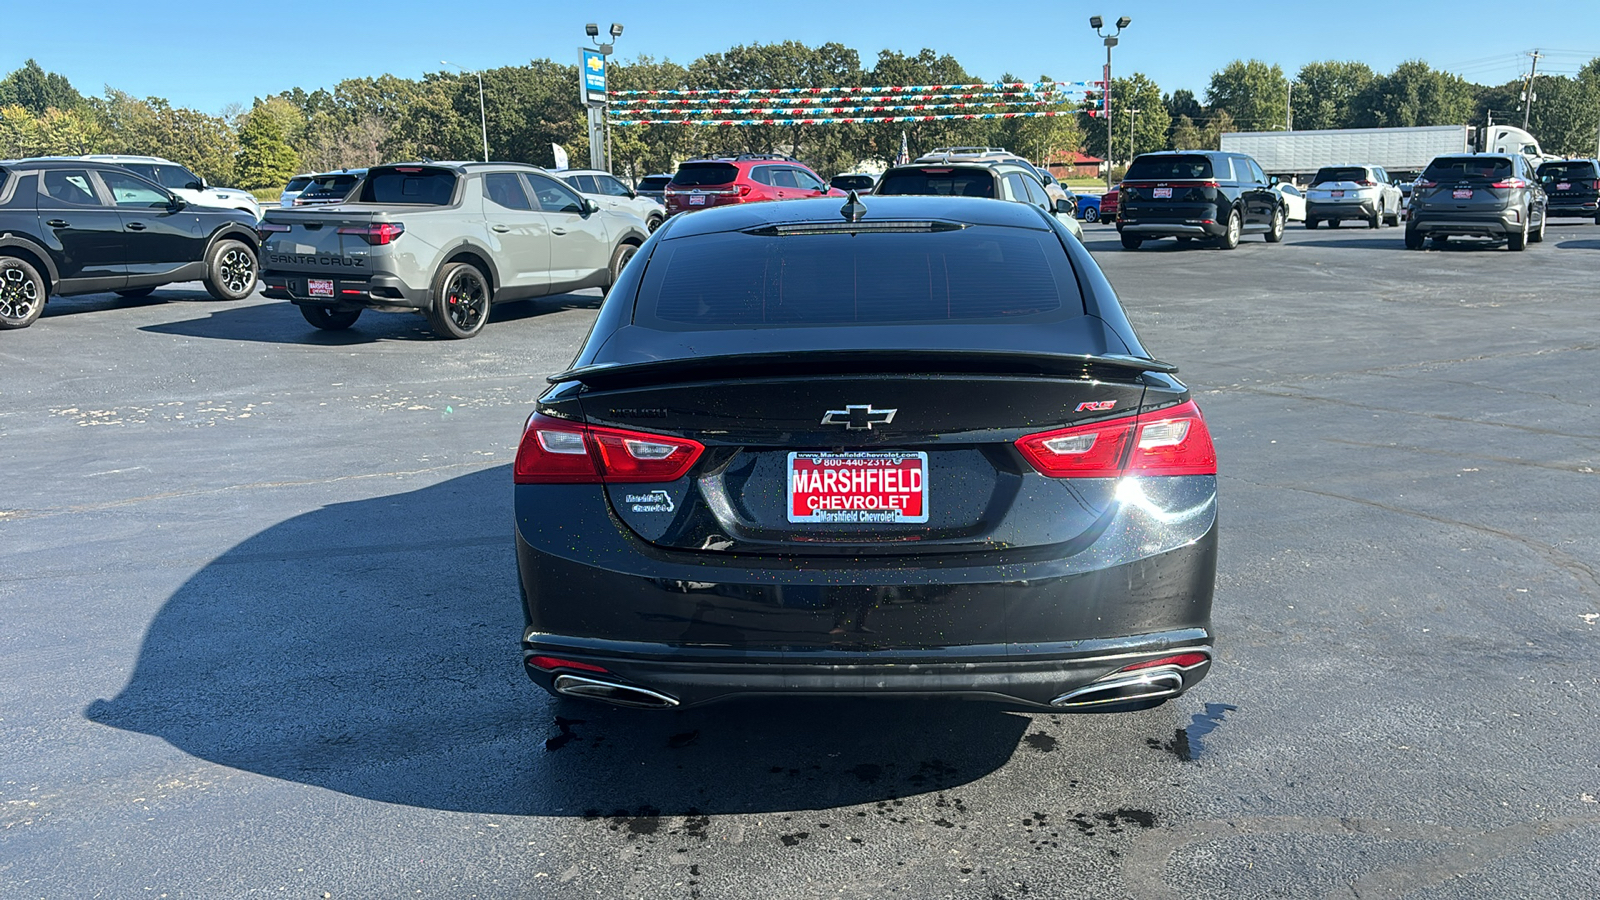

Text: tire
xmin=601 ymin=242 xmax=639 ymax=297
xmin=1385 ymin=205 xmax=1401 ymax=227
xmin=1369 ymin=204 xmax=1382 ymax=229
xmin=1120 ymin=234 xmax=1143 ymax=250
xmin=1328 ymin=218 xmax=1342 ymax=229
xmin=1100 ymin=216 xmax=1113 ymax=226
xmin=0 ymin=256 xmax=47 ymax=330
xmin=1404 ymin=226 xmax=1425 ymax=250
xmin=299 ymin=304 xmax=361 ymax=330
xmin=116 ymin=287 xmax=156 ymax=299
xmin=1529 ymin=211 xmax=1546 ymax=244
xmin=1264 ymin=205 xmax=1285 ymax=243
xmin=426 ymin=261 xmax=491 ymax=339
xmin=1215 ymin=208 xmax=1241 ymax=250
xmin=646 ymin=215 xmax=663 ymax=233
xmin=203 ymin=239 xmax=258 ymax=301
xmin=1431 ymin=235 xmax=1450 ymax=247
xmin=1305 ymin=218 xmax=1319 ymax=229
xmin=1175 ymin=236 xmax=1193 ymax=243
xmin=1507 ymin=217 xmax=1528 ymax=251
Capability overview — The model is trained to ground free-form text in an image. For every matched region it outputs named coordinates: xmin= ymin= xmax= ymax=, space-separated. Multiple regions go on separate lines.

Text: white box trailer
xmin=1218 ymin=125 xmax=1548 ymax=178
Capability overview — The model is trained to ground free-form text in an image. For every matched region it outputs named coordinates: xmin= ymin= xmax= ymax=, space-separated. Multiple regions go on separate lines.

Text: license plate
xmin=1557 ymin=182 xmax=1571 ymax=190
xmin=787 ymin=451 xmax=928 ymax=524
xmin=307 ymin=278 xmax=334 ymax=297
xmin=1331 ymin=190 xmax=1345 ymax=198
xmin=1453 ymin=189 xmax=1474 ymax=200
xmin=688 ymin=194 xmax=707 ymax=206
xmin=1152 ymin=187 xmax=1172 ymax=199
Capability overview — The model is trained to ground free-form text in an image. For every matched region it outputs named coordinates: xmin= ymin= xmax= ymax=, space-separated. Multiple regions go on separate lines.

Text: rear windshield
xmin=832 ymin=175 xmax=875 ymax=190
xmin=301 ymin=174 xmax=361 ymax=198
xmin=1313 ymin=167 xmax=1371 ymax=184
xmin=636 ymin=227 xmax=1081 ymax=329
xmin=285 ymin=176 xmax=313 ymax=192
xmin=1125 ymin=155 xmax=1213 ymax=180
xmin=637 ymin=176 xmax=671 ymax=190
xmin=1537 ymin=161 xmax=1597 ymax=181
xmin=874 ymin=168 xmax=996 ymax=198
xmin=1424 ymin=157 xmax=1513 ymax=181
xmin=671 ymin=163 xmax=739 ymax=186
xmin=358 ymin=167 xmax=457 ymax=205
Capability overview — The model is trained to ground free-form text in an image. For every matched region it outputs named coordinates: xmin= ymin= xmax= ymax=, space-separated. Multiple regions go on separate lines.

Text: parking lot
xmin=3 ymin=221 xmax=1598 ymax=898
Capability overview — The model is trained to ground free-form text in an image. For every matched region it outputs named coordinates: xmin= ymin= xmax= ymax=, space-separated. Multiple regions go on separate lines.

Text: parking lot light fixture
xmin=1091 ymin=16 xmax=1131 ymax=195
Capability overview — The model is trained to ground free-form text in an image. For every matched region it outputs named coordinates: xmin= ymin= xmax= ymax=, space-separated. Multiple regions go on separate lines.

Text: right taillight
xmin=1016 ymin=400 xmax=1216 ymax=479
xmin=336 ymin=223 xmax=404 ymax=245
xmin=514 ymin=413 xmax=704 ymax=484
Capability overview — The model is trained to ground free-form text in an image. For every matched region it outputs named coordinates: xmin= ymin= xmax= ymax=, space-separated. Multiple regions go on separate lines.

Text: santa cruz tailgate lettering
xmin=786 ymin=451 xmax=928 ymax=524
xmin=267 ymin=254 xmax=366 ymax=268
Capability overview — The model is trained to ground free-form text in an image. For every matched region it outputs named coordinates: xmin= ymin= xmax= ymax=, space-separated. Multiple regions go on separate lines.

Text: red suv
xmin=663 ymin=154 xmax=845 ymax=216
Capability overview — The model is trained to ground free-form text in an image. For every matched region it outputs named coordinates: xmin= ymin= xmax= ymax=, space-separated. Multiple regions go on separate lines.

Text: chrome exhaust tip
xmin=552 ymin=674 xmax=680 ymax=709
xmin=1050 ymin=668 xmax=1185 ymax=708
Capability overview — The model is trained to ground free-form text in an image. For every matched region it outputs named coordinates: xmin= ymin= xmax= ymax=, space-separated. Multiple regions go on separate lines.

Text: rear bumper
xmin=514 ymin=476 xmax=1218 ymax=708
xmin=1546 ymin=200 xmax=1598 ymax=216
xmin=1306 ymin=199 xmax=1378 ymax=219
xmin=1409 ymin=210 xmax=1520 ymax=237
xmin=260 ymin=271 xmax=428 ymax=310
xmin=1119 ymin=220 xmax=1226 ymax=238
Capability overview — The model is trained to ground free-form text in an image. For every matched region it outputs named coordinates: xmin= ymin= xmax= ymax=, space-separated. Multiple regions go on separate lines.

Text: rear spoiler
xmin=549 ymin=349 xmax=1177 ymax=388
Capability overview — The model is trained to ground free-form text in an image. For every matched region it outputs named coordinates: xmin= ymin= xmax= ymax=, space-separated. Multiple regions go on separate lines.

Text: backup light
xmin=515 ymin=413 xmax=704 ymax=484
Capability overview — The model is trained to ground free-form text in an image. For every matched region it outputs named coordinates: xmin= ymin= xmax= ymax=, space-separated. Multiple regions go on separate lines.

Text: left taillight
xmin=336 ymin=222 xmax=405 ymax=245
xmin=1016 ymin=400 xmax=1216 ymax=479
xmin=257 ymin=222 xmax=290 ymax=241
xmin=514 ymin=413 xmax=704 ymax=484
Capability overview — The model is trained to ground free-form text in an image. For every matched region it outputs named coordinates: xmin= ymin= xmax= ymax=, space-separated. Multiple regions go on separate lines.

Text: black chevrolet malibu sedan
xmin=514 ymin=194 xmax=1217 ymax=710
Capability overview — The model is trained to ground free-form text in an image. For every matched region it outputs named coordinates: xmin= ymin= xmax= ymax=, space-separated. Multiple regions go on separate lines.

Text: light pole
xmin=441 ymin=60 xmax=489 ymax=162
xmin=585 ymin=22 xmax=624 ymax=172
xmin=1090 ymin=16 xmax=1131 ymax=195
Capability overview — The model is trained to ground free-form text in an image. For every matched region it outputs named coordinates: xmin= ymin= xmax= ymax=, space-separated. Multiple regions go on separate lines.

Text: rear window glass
xmin=285 ymin=176 xmax=313 ymax=192
xmin=1537 ymin=161 xmax=1597 ymax=181
xmin=671 ymin=163 xmax=738 ymax=186
xmin=359 ymin=168 xmax=457 ymax=205
xmin=637 ymin=228 xmax=1080 ymax=329
xmin=300 ymin=174 xmax=361 ymax=198
xmin=1313 ymin=167 xmax=1371 ymax=184
xmin=1124 ymin=155 xmax=1214 ymax=180
xmin=1424 ymin=157 xmax=1513 ymax=181
xmin=875 ymin=169 xmax=996 ymax=198
xmin=637 ymin=176 xmax=671 ymax=190
xmin=832 ymin=175 xmax=876 ymax=191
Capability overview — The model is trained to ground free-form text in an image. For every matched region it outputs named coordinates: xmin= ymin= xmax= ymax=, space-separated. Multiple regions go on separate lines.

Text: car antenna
xmin=840 ymin=190 xmax=867 ymax=223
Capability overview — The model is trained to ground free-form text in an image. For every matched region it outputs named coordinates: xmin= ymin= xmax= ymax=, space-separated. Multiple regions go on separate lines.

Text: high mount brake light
xmin=514 ymin=413 xmax=704 ymax=484
xmin=1015 ymin=400 xmax=1216 ymax=479
xmin=336 ymin=223 xmax=405 ymax=245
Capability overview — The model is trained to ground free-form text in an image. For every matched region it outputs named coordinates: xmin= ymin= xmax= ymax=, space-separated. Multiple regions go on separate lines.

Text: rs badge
xmin=1076 ymin=401 xmax=1117 ymax=412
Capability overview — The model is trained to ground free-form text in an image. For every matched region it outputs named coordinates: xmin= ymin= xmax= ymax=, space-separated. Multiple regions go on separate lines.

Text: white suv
xmin=558 ymin=169 xmax=665 ymax=232
xmin=83 ymin=155 xmax=262 ymax=220
xmin=1305 ymin=165 xmax=1403 ymax=229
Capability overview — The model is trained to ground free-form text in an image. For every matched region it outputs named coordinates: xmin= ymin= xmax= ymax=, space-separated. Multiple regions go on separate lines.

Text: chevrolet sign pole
xmin=580 ymin=48 xmax=608 ymax=170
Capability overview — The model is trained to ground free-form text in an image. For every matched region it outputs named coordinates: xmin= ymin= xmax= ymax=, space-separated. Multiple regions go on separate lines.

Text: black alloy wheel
xmin=300 ymin=305 xmax=361 ymax=331
xmin=0 ymin=256 xmax=46 ymax=330
xmin=427 ymin=262 xmax=490 ymax=339
xmin=204 ymin=240 xmax=259 ymax=301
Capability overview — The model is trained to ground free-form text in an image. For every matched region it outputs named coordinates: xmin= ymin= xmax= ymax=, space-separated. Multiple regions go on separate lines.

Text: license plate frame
xmin=786 ymin=450 xmax=928 ymax=524
xmin=687 ymin=194 xmax=707 ymax=206
xmin=1557 ymin=182 xmax=1571 ymax=190
xmin=1152 ymin=187 xmax=1172 ymax=199
xmin=1452 ymin=189 xmax=1474 ymax=200
xmin=307 ymin=278 xmax=335 ymax=297
xmin=1330 ymin=190 xmax=1346 ymax=199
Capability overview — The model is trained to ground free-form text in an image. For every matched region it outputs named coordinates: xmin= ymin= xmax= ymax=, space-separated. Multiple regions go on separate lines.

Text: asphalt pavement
xmin=2 ymin=221 xmax=1598 ymax=898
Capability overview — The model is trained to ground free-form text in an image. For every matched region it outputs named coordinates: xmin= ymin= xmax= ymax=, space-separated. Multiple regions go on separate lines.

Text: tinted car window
xmin=1019 ymin=174 xmax=1048 ymax=207
xmin=359 ymin=167 xmax=457 ymax=205
xmin=41 ymin=169 xmax=104 ymax=206
xmin=638 ymin=176 xmax=671 ymax=192
xmin=750 ymin=166 xmax=775 ymax=186
xmin=298 ymin=174 xmax=361 ymax=203
xmin=285 ymin=176 xmax=314 ymax=193
xmin=771 ymin=168 xmax=801 ymax=189
xmin=1245 ymin=159 xmax=1267 ymax=183
xmin=1314 ymin=167 xmax=1372 ymax=184
xmin=526 ymin=174 xmax=584 ymax=214
xmin=875 ymin=169 xmax=996 ymax=198
xmin=672 ymin=163 xmax=739 ymax=186
xmin=596 ymin=175 xmax=632 ymax=197
xmin=1537 ymin=161 xmax=1597 ymax=181
xmin=484 ymin=172 xmax=533 ymax=210
xmin=794 ymin=168 xmax=827 ymax=191
xmin=1124 ymin=155 xmax=1214 ymax=180
xmin=1424 ymin=157 xmax=1514 ymax=181
xmin=100 ymin=170 xmax=169 ymax=207
xmin=638 ymin=228 xmax=1080 ymax=329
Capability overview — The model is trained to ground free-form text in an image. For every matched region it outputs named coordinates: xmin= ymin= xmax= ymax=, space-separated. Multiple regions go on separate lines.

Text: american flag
xmin=894 ymin=130 xmax=910 ymax=166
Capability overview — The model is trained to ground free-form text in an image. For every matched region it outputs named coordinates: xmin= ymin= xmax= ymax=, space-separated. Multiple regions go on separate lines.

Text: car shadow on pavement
xmin=138 ymin=292 xmax=603 ymax=344
xmin=41 ymin=287 xmax=219 ymax=319
xmin=1556 ymin=238 xmax=1600 ymax=250
xmin=85 ymin=465 xmax=1037 ymax=816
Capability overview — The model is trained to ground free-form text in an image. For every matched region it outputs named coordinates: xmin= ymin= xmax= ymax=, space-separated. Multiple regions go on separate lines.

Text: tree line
xmin=3 ymin=49 xmax=1599 ymax=191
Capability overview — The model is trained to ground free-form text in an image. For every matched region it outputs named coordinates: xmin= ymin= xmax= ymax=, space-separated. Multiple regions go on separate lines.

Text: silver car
xmin=259 ymin=161 xmax=651 ymax=339
xmin=1305 ymin=165 xmax=1403 ymax=229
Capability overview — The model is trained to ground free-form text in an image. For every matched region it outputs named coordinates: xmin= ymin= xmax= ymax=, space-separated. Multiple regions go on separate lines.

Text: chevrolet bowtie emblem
xmin=822 ymin=405 xmax=897 ymax=430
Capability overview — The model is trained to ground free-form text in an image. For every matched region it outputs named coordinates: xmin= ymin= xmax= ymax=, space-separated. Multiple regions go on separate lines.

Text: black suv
xmin=1535 ymin=158 xmax=1600 ymax=223
xmin=1116 ymin=151 xmax=1285 ymax=250
xmin=1406 ymin=154 xmax=1547 ymax=251
xmin=0 ymin=158 xmax=260 ymax=329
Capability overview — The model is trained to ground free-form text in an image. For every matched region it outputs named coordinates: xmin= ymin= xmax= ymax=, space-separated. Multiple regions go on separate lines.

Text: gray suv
xmin=1406 ymin=154 xmax=1547 ymax=251
xmin=259 ymin=162 xmax=651 ymax=338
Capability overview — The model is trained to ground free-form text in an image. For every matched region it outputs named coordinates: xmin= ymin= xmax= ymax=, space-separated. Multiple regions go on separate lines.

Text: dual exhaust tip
xmin=552 ymin=673 xmax=680 ymax=709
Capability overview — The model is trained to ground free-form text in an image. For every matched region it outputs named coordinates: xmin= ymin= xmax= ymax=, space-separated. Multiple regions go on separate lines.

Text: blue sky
xmin=8 ymin=0 xmax=1600 ymax=114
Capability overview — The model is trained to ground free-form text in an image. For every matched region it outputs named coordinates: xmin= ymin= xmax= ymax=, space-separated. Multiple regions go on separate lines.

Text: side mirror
xmin=1055 ymin=198 xmax=1073 ymax=214
xmin=583 ymin=198 xmax=600 ymax=215
xmin=185 ymin=180 xmax=204 ymax=192
xmin=626 ymin=189 xmax=637 ymax=199
xmin=1269 ymin=175 xmax=1280 ymax=186
xmin=167 ymin=194 xmax=187 ymax=210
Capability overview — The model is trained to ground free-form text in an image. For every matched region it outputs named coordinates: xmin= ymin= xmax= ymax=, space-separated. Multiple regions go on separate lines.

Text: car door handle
xmin=551 ymin=228 xmax=568 ymax=235
xmin=126 ymin=222 xmax=147 ymax=231
xmin=491 ymin=224 xmax=511 ymax=233
xmin=47 ymin=219 xmax=69 ymax=227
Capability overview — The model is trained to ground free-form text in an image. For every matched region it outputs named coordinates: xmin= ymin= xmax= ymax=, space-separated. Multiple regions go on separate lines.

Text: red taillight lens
xmin=256 ymin=222 xmax=289 ymax=240
xmin=1120 ymin=652 xmax=1210 ymax=671
xmin=1490 ymin=178 xmax=1527 ymax=189
xmin=1592 ymin=180 xmax=1599 ymax=191
xmin=1355 ymin=180 xmax=1376 ymax=186
xmin=526 ymin=655 xmax=608 ymax=673
xmin=738 ymin=185 xmax=752 ymax=196
xmin=1416 ymin=180 xmax=1437 ymax=188
xmin=514 ymin=413 xmax=704 ymax=484
xmin=1016 ymin=400 xmax=1216 ymax=479
xmin=336 ymin=223 xmax=405 ymax=245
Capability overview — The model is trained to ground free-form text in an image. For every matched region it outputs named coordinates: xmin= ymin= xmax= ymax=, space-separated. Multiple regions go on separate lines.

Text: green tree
xmin=1292 ymin=61 xmax=1375 ymax=130
xmin=0 ymin=60 xmax=83 ymax=115
xmin=1206 ymin=60 xmax=1288 ymax=131
xmin=1352 ymin=61 xmax=1474 ymax=128
xmin=91 ymin=90 xmax=239 ymax=185
xmin=1079 ymin=73 xmax=1167 ymax=163
xmin=0 ymin=105 xmax=45 ymax=158
xmin=235 ymin=103 xmax=301 ymax=191
xmin=1169 ymin=114 xmax=1204 ymax=150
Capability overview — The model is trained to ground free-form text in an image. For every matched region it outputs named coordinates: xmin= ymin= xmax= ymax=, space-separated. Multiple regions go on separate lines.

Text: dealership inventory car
xmin=663 ymin=154 xmax=843 ymax=216
xmin=559 ymin=168 xmax=665 ymax=231
xmin=1406 ymin=154 xmax=1547 ymax=251
xmin=830 ymin=173 xmax=877 ymax=193
xmin=513 ymin=194 xmax=1218 ymax=710
xmin=83 ymin=154 xmax=262 ymax=219
xmin=634 ymin=173 xmax=672 ymax=203
xmin=1097 ymin=187 xmax=1118 ymax=224
xmin=1116 ymin=151 xmax=1284 ymax=249
xmin=0 ymin=157 xmax=261 ymax=329
xmin=1535 ymin=158 xmax=1599 ymax=222
xmin=874 ymin=161 xmax=1084 ymax=239
xmin=293 ymin=169 xmax=367 ymax=207
xmin=279 ymin=173 xmax=316 ymax=207
xmin=1304 ymin=165 xmax=1402 ymax=229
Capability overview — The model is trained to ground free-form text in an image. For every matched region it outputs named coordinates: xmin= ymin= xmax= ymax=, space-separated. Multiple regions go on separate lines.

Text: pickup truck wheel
xmin=0 ymin=256 xmax=46 ymax=330
xmin=427 ymin=262 xmax=490 ymax=339
xmin=300 ymin=304 xmax=361 ymax=330
xmin=601 ymin=243 xmax=639 ymax=297
xmin=204 ymin=240 xmax=258 ymax=301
